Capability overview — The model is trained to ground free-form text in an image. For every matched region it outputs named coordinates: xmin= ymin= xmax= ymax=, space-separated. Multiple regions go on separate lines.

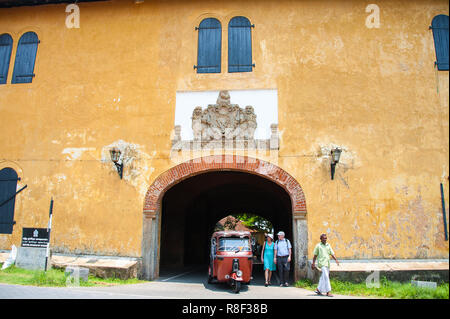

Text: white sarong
xmin=317 ymin=266 xmax=331 ymax=293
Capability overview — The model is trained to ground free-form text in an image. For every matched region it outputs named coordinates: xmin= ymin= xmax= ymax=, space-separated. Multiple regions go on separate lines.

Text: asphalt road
xmin=0 ymin=265 xmax=365 ymax=299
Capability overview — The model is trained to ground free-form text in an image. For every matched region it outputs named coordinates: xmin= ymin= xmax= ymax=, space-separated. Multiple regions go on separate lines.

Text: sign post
xmin=16 ymin=227 xmax=49 ymax=270
xmin=44 ymin=197 xmax=53 ymax=271
xmin=21 ymin=228 xmax=49 ymax=248
xmin=15 ymin=198 xmax=55 ymax=271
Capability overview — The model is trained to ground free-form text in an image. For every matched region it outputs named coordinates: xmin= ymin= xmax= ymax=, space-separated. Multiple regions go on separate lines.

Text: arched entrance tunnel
xmin=141 ymin=155 xmax=309 ymax=282
xmin=159 ymin=171 xmax=293 ymax=280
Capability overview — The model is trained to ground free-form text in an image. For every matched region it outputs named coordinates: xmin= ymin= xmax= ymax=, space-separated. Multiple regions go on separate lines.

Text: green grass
xmin=0 ymin=263 xmax=146 ymax=287
xmin=295 ymin=277 xmax=449 ymax=299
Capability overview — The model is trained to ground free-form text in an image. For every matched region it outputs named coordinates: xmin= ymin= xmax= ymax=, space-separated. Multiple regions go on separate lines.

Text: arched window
xmin=431 ymin=15 xmax=449 ymax=71
xmin=12 ymin=31 xmax=39 ymax=84
xmin=0 ymin=168 xmax=19 ymax=234
xmin=228 ymin=16 xmax=254 ymax=73
xmin=195 ymin=18 xmax=222 ymax=73
xmin=0 ymin=33 xmax=13 ymax=85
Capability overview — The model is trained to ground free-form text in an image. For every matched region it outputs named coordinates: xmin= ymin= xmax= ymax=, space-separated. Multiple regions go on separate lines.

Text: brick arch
xmin=141 ymin=154 xmax=309 ymax=281
xmin=143 ymin=155 xmax=307 ymax=219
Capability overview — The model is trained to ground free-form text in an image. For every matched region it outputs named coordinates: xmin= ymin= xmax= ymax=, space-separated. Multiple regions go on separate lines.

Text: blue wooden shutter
xmin=431 ymin=15 xmax=449 ymax=71
xmin=0 ymin=168 xmax=18 ymax=234
xmin=12 ymin=31 xmax=39 ymax=84
xmin=196 ymin=18 xmax=221 ymax=73
xmin=0 ymin=34 xmax=13 ymax=85
xmin=228 ymin=16 xmax=254 ymax=73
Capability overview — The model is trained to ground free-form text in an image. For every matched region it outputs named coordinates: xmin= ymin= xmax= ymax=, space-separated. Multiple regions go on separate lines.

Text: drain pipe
xmin=440 ymin=182 xmax=448 ymax=241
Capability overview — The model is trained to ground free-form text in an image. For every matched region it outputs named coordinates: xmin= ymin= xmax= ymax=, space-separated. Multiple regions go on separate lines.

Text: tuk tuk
xmin=207 ymin=231 xmax=254 ymax=293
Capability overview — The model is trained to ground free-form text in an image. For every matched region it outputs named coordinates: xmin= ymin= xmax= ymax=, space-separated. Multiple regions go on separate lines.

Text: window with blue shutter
xmin=195 ymin=18 xmax=222 ymax=73
xmin=431 ymin=14 xmax=449 ymax=71
xmin=12 ymin=31 xmax=39 ymax=84
xmin=228 ymin=16 xmax=254 ymax=73
xmin=0 ymin=33 xmax=13 ymax=85
xmin=0 ymin=168 xmax=19 ymax=234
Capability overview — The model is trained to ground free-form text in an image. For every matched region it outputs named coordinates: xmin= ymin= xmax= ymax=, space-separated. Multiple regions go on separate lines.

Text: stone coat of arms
xmin=192 ymin=91 xmax=257 ymax=141
xmin=172 ymin=90 xmax=279 ymax=151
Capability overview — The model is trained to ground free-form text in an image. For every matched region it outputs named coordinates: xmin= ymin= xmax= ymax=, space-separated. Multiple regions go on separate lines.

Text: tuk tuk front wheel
xmin=232 ymin=280 xmax=241 ymax=293
xmin=207 ymin=267 xmax=213 ymax=284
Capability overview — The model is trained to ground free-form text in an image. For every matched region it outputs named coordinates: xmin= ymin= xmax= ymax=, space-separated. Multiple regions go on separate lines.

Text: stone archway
xmin=141 ymin=155 xmax=308 ymax=281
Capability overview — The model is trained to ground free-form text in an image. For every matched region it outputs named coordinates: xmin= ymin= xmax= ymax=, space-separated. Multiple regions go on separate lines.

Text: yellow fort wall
xmin=0 ymin=0 xmax=448 ymax=259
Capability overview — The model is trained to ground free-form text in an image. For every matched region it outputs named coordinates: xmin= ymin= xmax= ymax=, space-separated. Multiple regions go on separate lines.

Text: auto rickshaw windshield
xmin=218 ymin=237 xmax=251 ymax=252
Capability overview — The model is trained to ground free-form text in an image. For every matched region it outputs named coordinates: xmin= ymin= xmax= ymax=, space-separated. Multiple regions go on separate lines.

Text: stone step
xmin=328 ymin=260 xmax=449 ymax=272
xmin=51 ymin=254 xmax=141 ymax=280
xmin=0 ymin=252 xmax=140 ymax=280
xmin=307 ymin=259 xmax=449 ymax=283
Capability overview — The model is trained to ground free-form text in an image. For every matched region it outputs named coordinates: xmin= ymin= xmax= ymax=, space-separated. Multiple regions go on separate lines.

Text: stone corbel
xmin=171 ymin=125 xmax=182 ymax=151
xmin=293 ymin=212 xmax=307 ymax=220
xmin=143 ymin=211 xmax=157 ymax=219
xmin=270 ymin=124 xmax=279 ymax=150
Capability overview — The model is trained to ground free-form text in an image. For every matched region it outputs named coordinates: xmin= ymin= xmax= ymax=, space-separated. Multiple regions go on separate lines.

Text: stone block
xmin=15 ymin=247 xmax=48 ymax=271
xmin=65 ymin=266 xmax=89 ymax=281
xmin=52 ymin=255 xmax=141 ymax=280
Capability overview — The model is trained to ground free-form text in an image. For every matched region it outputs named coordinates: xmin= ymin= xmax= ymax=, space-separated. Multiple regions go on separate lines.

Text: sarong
xmin=317 ymin=266 xmax=331 ymax=293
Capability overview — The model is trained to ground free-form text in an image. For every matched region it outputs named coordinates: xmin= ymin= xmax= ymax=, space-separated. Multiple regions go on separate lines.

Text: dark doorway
xmin=159 ymin=171 xmax=293 ymax=274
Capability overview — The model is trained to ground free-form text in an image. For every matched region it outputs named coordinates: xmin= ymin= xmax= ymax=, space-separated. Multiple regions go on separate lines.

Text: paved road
xmin=0 ymin=265 xmax=365 ymax=299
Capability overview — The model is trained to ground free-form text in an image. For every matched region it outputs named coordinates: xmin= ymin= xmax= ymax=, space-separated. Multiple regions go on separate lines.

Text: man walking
xmin=274 ymin=231 xmax=292 ymax=287
xmin=311 ymin=233 xmax=340 ymax=297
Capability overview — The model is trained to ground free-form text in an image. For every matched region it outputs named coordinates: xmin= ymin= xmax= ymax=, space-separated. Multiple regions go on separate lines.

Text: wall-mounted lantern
xmin=109 ymin=147 xmax=123 ymax=179
xmin=330 ymin=148 xmax=342 ymax=180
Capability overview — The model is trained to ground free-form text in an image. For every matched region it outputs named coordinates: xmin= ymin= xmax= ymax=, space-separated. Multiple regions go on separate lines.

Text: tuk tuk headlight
xmin=236 ymin=270 xmax=243 ymax=277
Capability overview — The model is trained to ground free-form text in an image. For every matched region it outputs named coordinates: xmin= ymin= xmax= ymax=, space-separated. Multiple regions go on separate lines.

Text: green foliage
xmin=31 ymin=268 xmax=67 ymax=287
xmin=0 ymin=264 xmax=145 ymax=287
xmin=232 ymin=213 xmax=273 ymax=232
xmin=214 ymin=214 xmax=273 ymax=232
xmin=295 ymin=277 xmax=449 ymax=299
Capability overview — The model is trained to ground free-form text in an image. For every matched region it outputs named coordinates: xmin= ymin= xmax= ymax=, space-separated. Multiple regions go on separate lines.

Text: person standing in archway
xmin=311 ymin=233 xmax=340 ymax=297
xmin=261 ymin=233 xmax=276 ymax=287
xmin=274 ymin=231 xmax=292 ymax=287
